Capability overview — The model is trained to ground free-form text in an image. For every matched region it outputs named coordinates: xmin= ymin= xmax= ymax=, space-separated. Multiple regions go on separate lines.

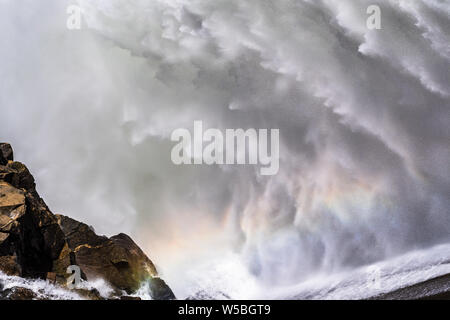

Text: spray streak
xmin=0 ymin=0 xmax=449 ymax=298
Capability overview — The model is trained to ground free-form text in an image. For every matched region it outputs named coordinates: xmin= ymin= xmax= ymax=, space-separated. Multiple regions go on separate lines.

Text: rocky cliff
xmin=0 ymin=143 xmax=174 ymax=300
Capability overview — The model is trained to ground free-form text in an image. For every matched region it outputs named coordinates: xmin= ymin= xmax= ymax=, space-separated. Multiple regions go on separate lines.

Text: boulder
xmin=0 ymin=181 xmax=26 ymax=224
xmin=147 ymin=277 xmax=176 ymax=300
xmin=73 ymin=288 xmax=104 ymax=300
xmin=0 ymin=255 xmax=21 ymax=276
xmin=56 ymin=215 xmax=175 ymax=299
xmin=1 ymin=286 xmax=37 ymax=300
xmin=0 ymin=143 xmax=13 ymax=166
xmin=0 ymin=165 xmax=16 ymax=185
xmin=0 ymin=182 xmax=26 ymax=259
xmin=6 ymin=161 xmax=36 ymax=192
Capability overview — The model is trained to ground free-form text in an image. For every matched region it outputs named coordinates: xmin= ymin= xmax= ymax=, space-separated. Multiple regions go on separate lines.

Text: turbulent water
xmin=3 ymin=242 xmax=450 ymax=300
xmin=0 ymin=271 xmax=151 ymax=300
xmin=0 ymin=273 xmax=81 ymax=300
xmin=0 ymin=0 xmax=449 ymax=299
xmin=180 ymin=242 xmax=450 ymax=299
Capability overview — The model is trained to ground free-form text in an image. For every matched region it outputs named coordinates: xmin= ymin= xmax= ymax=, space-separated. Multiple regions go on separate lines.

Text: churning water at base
xmin=0 ymin=272 xmax=83 ymax=300
xmin=173 ymin=242 xmax=450 ymax=300
xmin=3 ymin=242 xmax=450 ymax=300
xmin=0 ymin=272 xmax=118 ymax=300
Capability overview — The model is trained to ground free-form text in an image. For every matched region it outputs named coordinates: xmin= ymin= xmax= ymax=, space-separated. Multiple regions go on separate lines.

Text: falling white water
xmin=0 ymin=0 xmax=449 ymax=299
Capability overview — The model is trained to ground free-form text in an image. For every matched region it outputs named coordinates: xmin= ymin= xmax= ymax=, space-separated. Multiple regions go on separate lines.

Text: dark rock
xmin=51 ymin=242 xmax=73 ymax=283
xmin=0 ymin=182 xmax=26 ymax=258
xmin=0 ymin=255 xmax=21 ymax=276
xmin=0 ymin=175 xmax=65 ymax=279
xmin=6 ymin=161 xmax=35 ymax=191
xmin=57 ymin=215 xmax=164 ymax=297
xmin=3 ymin=286 xmax=37 ymax=300
xmin=0 ymin=181 xmax=26 ymax=224
xmin=15 ymin=190 xmax=65 ymax=279
xmin=56 ymin=214 xmax=108 ymax=249
xmin=0 ymin=232 xmax=16 ymax=262
xmin=0 ymin=232 xmax=12 ymax=255
xmin=0 ymin=165 xmax=16 ymax=184
xmin=46 ymin=272 xmax=57 ymax=284
xmin=0 ymin=144 xmax=13 ymax=166
xmin=372 ymin=273 xmax=450 ymax=300
xmin=73 ymin=288 xmax=104 ymax=300
xmin=120 ymin=296 xmax=141 ymax=300
xmin=148 ymin=277 xmax=176 ymax=300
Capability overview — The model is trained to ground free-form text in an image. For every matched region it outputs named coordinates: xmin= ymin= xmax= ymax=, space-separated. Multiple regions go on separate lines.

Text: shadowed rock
xmin=0 ymin=144 xmax=13 ymax=166
xmin=0 ymin=286 xmax=37 ymax=300
xmin=0 ymin=256 xmax=21 ymax=276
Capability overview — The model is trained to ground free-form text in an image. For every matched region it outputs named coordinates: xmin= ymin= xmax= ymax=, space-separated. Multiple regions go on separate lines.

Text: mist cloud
xmin=0 ymin=0 xmax=449 ymax=296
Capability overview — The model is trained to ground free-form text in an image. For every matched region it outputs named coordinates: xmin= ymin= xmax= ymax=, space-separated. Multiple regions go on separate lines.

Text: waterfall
xmin=0 ymin=0 xmax=449 ymax=298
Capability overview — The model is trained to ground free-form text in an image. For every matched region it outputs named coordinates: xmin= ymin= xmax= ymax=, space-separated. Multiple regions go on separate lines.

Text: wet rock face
xmin=0 ymin=143 xmax=175 ymax=300
xmin=0 ymin=143 xmax=13 ymax=166
xmin=0 ymin=286 xmax=37 ymax=300
xmin=56 ymin=215 xmax=175 ymax=299
xmin=0 ymin=256 xmax=21 ymax=276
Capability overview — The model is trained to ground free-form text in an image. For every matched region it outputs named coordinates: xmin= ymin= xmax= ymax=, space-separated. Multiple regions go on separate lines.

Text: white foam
xmin=0 ymin=272 xmax=83 ymax=300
